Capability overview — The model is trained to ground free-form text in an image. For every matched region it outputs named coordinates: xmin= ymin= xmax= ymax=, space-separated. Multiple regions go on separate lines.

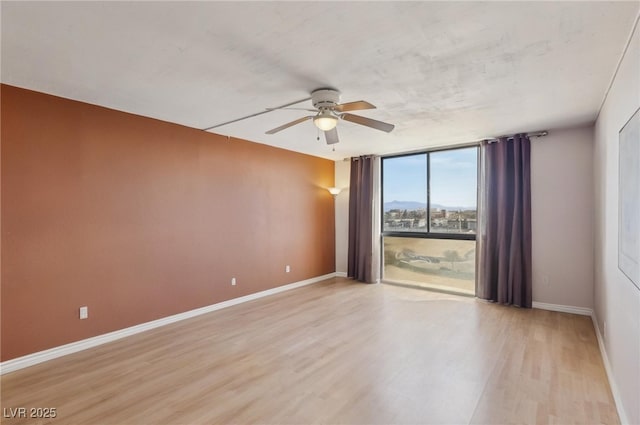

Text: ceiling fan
xmin=265 ymin=88 xmax=395 ymax=145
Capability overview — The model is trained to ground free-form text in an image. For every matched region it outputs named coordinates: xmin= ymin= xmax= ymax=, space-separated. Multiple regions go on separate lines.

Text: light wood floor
xmin=1 ymin=278 xmax=618 ymax=425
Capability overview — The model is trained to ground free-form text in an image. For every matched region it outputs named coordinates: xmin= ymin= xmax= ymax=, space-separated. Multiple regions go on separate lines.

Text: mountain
xmin=430 ymin=203 xmax=474 ymax=211
xmin=384 ymin=200 xmax=474 ymax=212
xmin=384 ymin=201 xmax=426 ymax=212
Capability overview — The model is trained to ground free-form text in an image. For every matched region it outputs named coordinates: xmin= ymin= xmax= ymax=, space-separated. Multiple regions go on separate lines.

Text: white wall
xmin=593 ymin=16 xmax=640 ymax=425
xmin=335 ymin=160 xmax=350 ymax=274
xmin=531 ymin=126 xmax=595 ymax=308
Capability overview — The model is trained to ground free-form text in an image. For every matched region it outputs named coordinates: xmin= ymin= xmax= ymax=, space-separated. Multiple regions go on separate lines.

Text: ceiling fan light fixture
xmin=313 ymin=113 xmax=338 ymax=131
xmin=262 ymin=89 xmax=394 ymax=143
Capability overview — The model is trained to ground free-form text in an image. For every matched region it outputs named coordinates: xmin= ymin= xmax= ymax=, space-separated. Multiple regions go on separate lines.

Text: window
xmin=382 ymin=154 xmax=427 ymax=232
xmin=429 ymin=148 xmax=478 ymax=234
xmin=382 ymin=146 xmax=478 ymax=294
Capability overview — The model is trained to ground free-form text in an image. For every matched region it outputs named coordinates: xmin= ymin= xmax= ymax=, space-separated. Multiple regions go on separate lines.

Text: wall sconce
xmin=327 ymin=187 xmax=342 ymax=199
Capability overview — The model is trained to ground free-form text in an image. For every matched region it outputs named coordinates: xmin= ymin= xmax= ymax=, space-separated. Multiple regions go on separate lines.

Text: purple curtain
xmin=348 ymin=155 xmax=375 ymax=283
xmin=477 ymin=135 xmax=532 ymax=307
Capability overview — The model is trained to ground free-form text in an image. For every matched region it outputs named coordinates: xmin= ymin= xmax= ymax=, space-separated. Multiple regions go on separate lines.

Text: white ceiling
xmin=2 ymin=1 xmax=638 ymax=160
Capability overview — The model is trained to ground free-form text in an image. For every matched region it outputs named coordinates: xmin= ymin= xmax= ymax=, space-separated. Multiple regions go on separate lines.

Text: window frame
xmin=381 ymin=145 xmax=479 ymax=242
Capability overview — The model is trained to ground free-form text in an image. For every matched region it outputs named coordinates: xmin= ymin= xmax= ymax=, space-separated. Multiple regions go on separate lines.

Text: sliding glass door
xmin=382 ymin=147 xmax=478 ymax=295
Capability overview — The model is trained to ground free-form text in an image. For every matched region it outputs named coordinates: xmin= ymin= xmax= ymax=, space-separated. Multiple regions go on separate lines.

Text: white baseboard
xmin=532 ymin=301 xmax=593 ymax=316
xmin=335 ymin=271 xmax=347 ymax=277
xmin=0 ymin=272 xmax=338 ymax=375
xmin=591 ymin=313 xmax=629 ymax=425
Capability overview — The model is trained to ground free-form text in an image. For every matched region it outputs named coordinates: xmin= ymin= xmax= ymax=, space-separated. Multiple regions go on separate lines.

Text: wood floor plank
xmin=1 ymin=278 xmax=618 ymax=424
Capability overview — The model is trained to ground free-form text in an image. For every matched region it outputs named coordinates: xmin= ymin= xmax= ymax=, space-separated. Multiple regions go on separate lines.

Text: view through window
xmin=382 ymin=147 xmax=478 ymax=295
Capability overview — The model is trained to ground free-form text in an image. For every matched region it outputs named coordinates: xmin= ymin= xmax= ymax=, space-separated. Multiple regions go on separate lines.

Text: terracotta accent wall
xmin=1 ymin=85 xmax=335 ymax=361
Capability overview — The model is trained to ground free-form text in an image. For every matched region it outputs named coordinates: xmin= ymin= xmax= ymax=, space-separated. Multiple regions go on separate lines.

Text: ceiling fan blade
xmin=335 ymin=101 xmax=376 ymax=112
xmin=203 ymin=96 xmax=312 ymax=131
xmin=265 ymin=116 xmax=313 ymax=134
xmin=341 ymin=113 xmax=395 ymax=133
xmin=324 ymin=127 xmax=339 ymax=145
xmin=265 ymin=107 xmax=318 ymax=112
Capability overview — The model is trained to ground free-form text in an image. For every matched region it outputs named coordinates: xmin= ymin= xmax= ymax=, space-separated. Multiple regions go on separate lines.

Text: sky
xmin=382 ymin=147 xmax=478 ymax=208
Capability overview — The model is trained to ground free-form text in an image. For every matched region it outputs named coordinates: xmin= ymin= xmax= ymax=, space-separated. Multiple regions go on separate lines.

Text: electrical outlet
xmin=285 ymin=265 xmax=291 ymax=273
xmin=231 ymin=277 xmax=236 ymax=286
xmin=543 ymin=275 xmax=550 ymax=286
xmin=79 ymin=306 xmax=88 ymax=320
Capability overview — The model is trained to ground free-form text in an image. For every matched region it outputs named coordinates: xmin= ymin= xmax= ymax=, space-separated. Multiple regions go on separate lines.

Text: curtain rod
xmin=346 ymin=130 xmax=549 ymax=161
xmin=485 ymin=130 xmax=548 ymax=144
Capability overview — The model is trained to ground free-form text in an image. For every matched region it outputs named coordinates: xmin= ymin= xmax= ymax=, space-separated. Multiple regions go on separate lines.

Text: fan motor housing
xmin=311 ymin=88 xmax=341 ymax=109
